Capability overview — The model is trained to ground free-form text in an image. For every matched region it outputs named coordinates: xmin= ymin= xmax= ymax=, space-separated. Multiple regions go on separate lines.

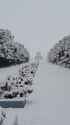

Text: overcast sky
xmin=0 ymin=0 xmax=70 ymax=57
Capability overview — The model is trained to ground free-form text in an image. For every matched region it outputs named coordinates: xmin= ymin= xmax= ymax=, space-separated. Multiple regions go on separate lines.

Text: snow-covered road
xmin=3 ymin=61 xmax=70 ymax=125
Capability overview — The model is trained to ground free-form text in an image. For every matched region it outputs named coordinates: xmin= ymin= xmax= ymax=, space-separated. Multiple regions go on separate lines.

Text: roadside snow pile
xmin=48 ymin=35 xmax=70 ymax=68
xmin=0 ymin=62 xmax=38 ymax=100
xmin=0 ymin=29 xmax=29 ymax=67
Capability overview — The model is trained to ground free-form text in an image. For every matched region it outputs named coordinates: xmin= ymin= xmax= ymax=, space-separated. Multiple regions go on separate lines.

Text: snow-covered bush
xmin=19 ymin=62 xmax=38 ymax=78
xmin=0 ymin=62 xmax=38 ymax=100
xmin=0 ymin=76 xmax=33 ymax=100
xmin=48 ymin=35 xmax=70 ymax=68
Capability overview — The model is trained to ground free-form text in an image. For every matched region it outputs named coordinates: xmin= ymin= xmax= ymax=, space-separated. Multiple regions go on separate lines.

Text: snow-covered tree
xmin=48 ymin=35 xmax=70 ymax=68
xmin=0 ymin=29 xmax=29 ymax=67
xmin=34 ymin=51 xmax=43 ymax=65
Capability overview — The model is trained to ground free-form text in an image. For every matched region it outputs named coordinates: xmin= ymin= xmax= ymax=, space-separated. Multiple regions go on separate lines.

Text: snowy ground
xmin=1 ymin=60 xmax=70 ymax=125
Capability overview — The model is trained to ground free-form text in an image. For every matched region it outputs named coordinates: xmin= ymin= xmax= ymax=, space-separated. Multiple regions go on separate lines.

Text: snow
xmin=0 ymin=60 xmax=70 ymax=125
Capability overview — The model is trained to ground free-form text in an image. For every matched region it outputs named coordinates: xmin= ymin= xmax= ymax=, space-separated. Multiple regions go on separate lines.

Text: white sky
xmin=0 ymin=0 xmax=70 ymax=57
